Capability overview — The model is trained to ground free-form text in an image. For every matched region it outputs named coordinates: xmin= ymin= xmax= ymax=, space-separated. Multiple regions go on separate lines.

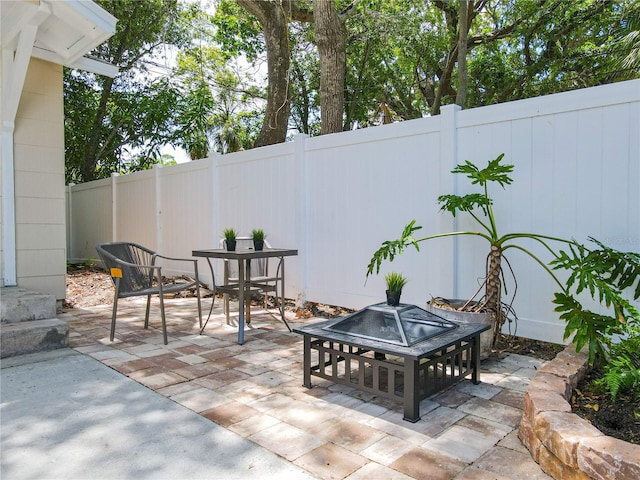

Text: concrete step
xmin=1 ymin=287 xmax=57 ymax=324
xmin=1 ymin=318 xmax=69 ymax=358
xmin=1 ymin=287 xmax=67 ymax=358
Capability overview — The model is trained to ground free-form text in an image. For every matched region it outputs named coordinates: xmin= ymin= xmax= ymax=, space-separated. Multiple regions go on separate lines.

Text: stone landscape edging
xmin=518 ymin=344 xmax=640 ymax=480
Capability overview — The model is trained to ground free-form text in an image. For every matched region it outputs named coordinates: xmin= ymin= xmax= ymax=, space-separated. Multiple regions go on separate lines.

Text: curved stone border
xmin=519 ymin=344 xmax=640 ymax=480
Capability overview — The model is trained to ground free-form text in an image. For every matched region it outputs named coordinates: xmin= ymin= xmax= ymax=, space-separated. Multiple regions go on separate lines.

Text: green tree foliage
xmin=66 ymin=0 xmax=640 ymax=180
xmin=173 ymin=42 xmax=260 ymax=156
xmin=617 ymin=1 xmax=640 ymax=74
xmin=64 ymin=0 xmax=194 ymax=183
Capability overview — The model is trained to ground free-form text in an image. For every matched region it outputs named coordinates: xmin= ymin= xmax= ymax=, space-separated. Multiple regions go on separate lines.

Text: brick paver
xmin=64 ymin=296 xmax=552 ymax=480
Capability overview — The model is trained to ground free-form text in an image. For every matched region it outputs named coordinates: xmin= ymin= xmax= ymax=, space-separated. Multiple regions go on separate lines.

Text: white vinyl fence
xmin=67 ymin=79 xmax=640 ymax=344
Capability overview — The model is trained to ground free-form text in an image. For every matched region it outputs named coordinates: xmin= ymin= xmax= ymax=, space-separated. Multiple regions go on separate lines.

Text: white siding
xmin=13 ymin=59 xmax=66 ymax=299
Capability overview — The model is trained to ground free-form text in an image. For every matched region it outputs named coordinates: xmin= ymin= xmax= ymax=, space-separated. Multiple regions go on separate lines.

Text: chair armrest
xmin=151 ymin=255 xmax=201 ymax=284
xmin=154 ymin=254 xmax=199 ymax=265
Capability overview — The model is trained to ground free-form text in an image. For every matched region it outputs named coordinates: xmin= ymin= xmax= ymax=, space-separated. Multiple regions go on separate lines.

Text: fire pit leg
xmin=403 ymin=358 xmax=420 ymax=423
xmin=302 ymin=335 xmax=312 ymax=388
xmin=472 ymin=333 xmax=481 ymax=385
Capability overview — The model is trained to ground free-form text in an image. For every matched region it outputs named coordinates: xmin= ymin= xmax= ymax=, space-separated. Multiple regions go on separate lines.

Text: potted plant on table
xmin=252 ymin=229 xmax=266 ymax=251
xmin=385 ymin=272 xmax=408 ymax=306
xmin=223 ymin=228 xmax=237 ymax=251
xmin=367 ymin=154 xmax=639 ymax=366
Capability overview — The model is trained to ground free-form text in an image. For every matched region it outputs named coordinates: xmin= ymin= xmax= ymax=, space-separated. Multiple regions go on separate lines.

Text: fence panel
xmin=214 ymin=142 xmax=300 ymax=297
xmin=67 ymin=178 xmax=112 ymax=261
xmin=303 ymin=118 xmax=450 ymax=310
xmin=114 ymin=170 xmax=156 ymax=250
xmin=158 ymin=160 xmax=215 ymax=278
xmin=67 ymin=79 xmax=640 ymax=344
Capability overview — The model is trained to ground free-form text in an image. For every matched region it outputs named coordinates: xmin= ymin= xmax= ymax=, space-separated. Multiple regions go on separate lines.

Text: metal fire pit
xmin=293 ymin=303 xmax=490 ymax=422
xmin=324 ymin=303 xmax=458 ymax=347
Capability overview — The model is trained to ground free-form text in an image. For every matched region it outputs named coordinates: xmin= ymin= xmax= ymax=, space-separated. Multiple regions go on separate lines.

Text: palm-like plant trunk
xmin=487 ymin=244 xmax=503 ymax=345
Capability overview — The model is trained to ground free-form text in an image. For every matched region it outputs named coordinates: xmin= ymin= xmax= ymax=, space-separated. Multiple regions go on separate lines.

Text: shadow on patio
xmin=61 ymin=296 xmax=552 ymax=480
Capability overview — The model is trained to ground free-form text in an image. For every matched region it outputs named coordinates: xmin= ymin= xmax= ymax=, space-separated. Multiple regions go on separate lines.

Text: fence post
xmin=206 ymin=154 xmax=220 ymax=288
xmin=111 ymin=172 xmax=118 ymax=241
xmin=440 ymin=104 xmax=461 ymax=298
xmin=294 ymin=133 xmax=309 ymax=307
xmin=210 ymin=153 xmax=220 ymax=249
xmin=66 ymin=183 xmax=75 ymax=261
xmin=154 ymin=164 xmax=162 ymax=253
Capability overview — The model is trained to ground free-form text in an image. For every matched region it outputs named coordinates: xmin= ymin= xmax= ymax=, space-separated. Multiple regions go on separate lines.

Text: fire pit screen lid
xmin=323 ymin=303 xmax=457 ymax=347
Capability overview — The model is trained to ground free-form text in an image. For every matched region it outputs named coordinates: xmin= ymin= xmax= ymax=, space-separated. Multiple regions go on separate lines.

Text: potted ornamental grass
xmin=223 ymin=228 xmax=237 ymax=251
xmin=385 ymin=272 xmax=408 ymax=306
xmin=252 ymin=229 xmax=266 ymax=251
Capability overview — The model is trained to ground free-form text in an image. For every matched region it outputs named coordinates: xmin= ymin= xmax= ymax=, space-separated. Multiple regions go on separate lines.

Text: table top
xmin=192 ymin=248 xmax=298 ymax=259
xmin=293 ymin=318 xmax=489 ymax=360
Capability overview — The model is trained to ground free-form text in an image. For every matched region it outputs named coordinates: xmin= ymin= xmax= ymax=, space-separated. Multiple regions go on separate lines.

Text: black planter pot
xmin=226 ymin=240 xmax=236 ymax=251
xmin=386 ymin=290 xmax=401 ymax=306
xmin=253 ymin=239 xmax=264 ymax=251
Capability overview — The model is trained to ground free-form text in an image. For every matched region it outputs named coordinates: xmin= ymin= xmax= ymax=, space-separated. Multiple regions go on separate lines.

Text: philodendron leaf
xmin=553 ymin=291 xmax=626 ymax=364
xmin=366 ymin=220 xmax=422 ymax=277
xmin=438 ymin=193 xmax=490 ymax=217
xmin=451 ymin=153 xmax=514 ymax=188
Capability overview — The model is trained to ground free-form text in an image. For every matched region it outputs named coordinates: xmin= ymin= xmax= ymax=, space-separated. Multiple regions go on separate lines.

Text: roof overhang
xmin=1 ymin=0 xmax=118 ymax=77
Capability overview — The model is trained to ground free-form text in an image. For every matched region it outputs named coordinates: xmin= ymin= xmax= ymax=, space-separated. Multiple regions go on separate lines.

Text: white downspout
xmin=1 ymin=121 xmax=17 ymax=286
xmin=1 ymin=22 xmax=39 ymax=286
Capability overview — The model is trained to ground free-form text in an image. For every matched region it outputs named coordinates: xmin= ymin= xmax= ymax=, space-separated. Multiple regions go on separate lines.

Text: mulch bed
xmin=571 ymin=366 xmax=639 ymax=445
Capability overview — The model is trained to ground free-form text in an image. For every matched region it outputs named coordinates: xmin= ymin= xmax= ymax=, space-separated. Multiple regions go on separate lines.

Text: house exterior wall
xmin=13 ymin=58 xmax=66 ymax=299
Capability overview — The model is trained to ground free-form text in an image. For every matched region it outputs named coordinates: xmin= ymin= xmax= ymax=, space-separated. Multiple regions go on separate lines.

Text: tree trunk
xmin=456 ymin=0 xmax=470 ymax=108
xmin=82 ymin=76 xmax=115 ymax=182
xmin=313 ymin=0 xmax=346 ymax=134
xmin=238 ymin=0 xmax=291 ymax=147
xmin=487 ymin=244 xmax=504 ymax=346
xmin=431 ymin=47 xmax=458 ymax=115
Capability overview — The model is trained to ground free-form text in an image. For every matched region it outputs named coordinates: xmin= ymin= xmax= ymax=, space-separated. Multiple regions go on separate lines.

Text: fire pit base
xmin=294 ymin=320 xmax=489 ymax=422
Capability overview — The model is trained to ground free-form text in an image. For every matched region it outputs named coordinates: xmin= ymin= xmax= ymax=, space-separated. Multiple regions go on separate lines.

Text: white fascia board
xmin=69 ymin=56 xmax=119 ymax=78
xmin=62 ymin=0 xmax=117 ymax=36
xmin=43 ymin=0 xmax=118 ymax=65
xmin=31 ymin=47 xmax=117 ymax=78
xmin=46 ymin=0 xmax=117 ymax=64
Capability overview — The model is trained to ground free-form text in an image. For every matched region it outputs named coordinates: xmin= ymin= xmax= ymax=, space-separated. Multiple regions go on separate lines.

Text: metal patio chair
xmin=219 ymin=237 xmax=289 ymax=330
xmin=96 ymin=242 xmax=202 ymax=345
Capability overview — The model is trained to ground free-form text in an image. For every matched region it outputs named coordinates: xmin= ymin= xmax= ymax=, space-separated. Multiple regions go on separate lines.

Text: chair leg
xmin=196 ymin=281 xmax=202 ymax=329
xmin=110 ymin=295 xmax=119 ymax=341
xmin=224 ymin=293 xmax=230 ymax=325
xmin=144 ymin=295 xmax=152 ymax=329
xmin=159 ymin=294 xmax=168 ymax=345
xmin=199 ymin=294 xmax=215 ymax=335
xmin=277 ymin=281 xmax=291 ymax=333
xmin=110 ymin=278 xmax=121 ymax=342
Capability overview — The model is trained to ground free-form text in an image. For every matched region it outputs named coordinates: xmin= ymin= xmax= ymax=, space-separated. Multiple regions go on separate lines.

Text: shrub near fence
xmin=67 ymin=79 xmax=640 ymax=344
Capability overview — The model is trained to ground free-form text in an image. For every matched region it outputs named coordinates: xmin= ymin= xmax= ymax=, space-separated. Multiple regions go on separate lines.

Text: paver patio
xmin=61 ymin=296 xmax=552 ymax=480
